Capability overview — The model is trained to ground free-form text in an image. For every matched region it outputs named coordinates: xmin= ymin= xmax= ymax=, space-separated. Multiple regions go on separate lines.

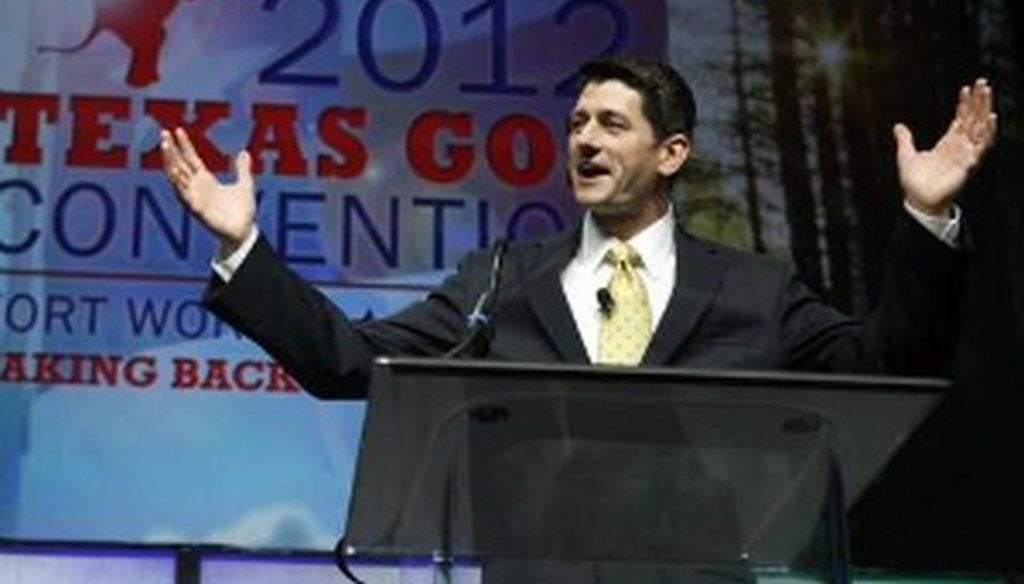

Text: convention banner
xmin=0 ymin=0 xmax=666 ymax=549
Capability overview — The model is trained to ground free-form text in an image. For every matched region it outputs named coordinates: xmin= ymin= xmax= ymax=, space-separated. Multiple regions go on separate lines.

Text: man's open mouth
xmin=576 ymin=160 xmax=610 ymax=178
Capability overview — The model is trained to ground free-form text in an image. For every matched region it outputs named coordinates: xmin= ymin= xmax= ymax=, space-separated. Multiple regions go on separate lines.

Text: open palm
xmin=161 ymin=128 xmax=256 ymax=250
xmin=895 ymin=78 xmax=997 ymax=215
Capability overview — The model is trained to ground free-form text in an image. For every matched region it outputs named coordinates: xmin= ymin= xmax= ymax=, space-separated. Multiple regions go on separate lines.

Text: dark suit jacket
xmin=206 ymin=211 xmax=966 ymax=399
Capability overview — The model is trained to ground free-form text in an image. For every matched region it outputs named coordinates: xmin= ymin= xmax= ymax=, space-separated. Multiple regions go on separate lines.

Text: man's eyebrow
xmin=598 ymin=109 xmax=630 ymax=123
xmin=567 ymin=110 xmax=588 ymax=126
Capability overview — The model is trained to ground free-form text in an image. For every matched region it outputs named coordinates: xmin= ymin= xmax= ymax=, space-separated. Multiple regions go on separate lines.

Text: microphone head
xmin=596 ymin=288 xmax=614 ymax=315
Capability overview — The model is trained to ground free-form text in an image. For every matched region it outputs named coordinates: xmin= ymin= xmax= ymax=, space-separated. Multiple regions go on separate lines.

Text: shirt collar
xmin=578 ymin=206 xmax=676 ymax=280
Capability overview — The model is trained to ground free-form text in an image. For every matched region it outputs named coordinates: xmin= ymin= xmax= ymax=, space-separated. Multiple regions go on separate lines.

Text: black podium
xmin=339 ymin=358 xmax=945 ymax=584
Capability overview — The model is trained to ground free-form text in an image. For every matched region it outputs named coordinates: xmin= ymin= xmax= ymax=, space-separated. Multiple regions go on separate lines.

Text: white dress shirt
xmin=561 ymin=209 xmax=677 ymax=362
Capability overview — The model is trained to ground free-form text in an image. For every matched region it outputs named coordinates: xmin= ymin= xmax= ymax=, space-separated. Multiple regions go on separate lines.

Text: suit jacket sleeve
xmin=780 ymin=210 xmax=968 ymax=375
xmin=203 ymin=235 xmax=493 ymax=399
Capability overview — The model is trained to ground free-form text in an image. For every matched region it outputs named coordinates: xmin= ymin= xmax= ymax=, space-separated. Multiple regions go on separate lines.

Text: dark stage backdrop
xmin=672 ymin=0 xmax=1024 ymax=569
xmin=0 ymin=0 xmax=1021 ymax=571
xmin=670 ymin=0 xmax=1023 ymax=568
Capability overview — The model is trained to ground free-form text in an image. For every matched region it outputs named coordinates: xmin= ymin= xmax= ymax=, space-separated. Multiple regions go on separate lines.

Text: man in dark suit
xmin=160 ymin=58 xmax=996 ymax=400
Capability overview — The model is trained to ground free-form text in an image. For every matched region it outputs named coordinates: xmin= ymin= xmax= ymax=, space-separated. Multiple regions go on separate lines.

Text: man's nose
xmin=575 ymin=141 xmax=600 ymax=159
xmin=572 ymin=123 xmax=601 ymax=156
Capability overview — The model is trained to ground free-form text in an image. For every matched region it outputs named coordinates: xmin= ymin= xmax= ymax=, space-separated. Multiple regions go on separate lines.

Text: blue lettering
xmin=0 ymin=293 xmax=106 ymax=335
xmin=412 ymin=197 xmax=464 ymax=269
xmin=278 ymin=191 xmax=326 ymax=265
xmin=477 ymin=199 xmax=490 ymax=249
xmin=0 ymin=179 xmax=42 ymax=254
xmin=128 ymin=297 xmax=242 ymax=340
xmin=54 ymin=182 xmax=116 ymax=257
xmin=133 ymin=187 xmax=192 ymax=260
xmin=127 ymin=298 xmax=172 ymax=336
xmin=174 ymin=300 xmax=209 ymax=340
xmin=342 ymin=195 xmax=399 ymax=269
xmin=358 ymin=0 xmax=442 ymax=92
xmin=4 ymin=293 xmax=37 ymax=333
xmin=45 ymin=295 xmax=75 ymax=334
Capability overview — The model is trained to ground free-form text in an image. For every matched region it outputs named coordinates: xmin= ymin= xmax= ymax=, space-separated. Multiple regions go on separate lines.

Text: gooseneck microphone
xmin=597 ymin=287 xmax=614 ymax=316
xmin=444 ymin=240 xmax=508 ymax=358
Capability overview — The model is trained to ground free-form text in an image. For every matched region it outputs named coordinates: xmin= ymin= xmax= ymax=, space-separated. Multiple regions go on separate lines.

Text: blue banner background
xmin=0 ymin=0 xmax=666 ymax=549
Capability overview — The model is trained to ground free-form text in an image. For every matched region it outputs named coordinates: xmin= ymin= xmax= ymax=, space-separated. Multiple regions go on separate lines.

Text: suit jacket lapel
xmin=643 ymin=229 xmax=727 ymax=366
xmin=523 ymin=228 xmax=590 ymax=363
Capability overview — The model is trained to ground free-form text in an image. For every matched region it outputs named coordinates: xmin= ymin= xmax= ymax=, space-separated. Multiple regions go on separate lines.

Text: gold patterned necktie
xmin=598 ymin=240 xmax=652 ymax=366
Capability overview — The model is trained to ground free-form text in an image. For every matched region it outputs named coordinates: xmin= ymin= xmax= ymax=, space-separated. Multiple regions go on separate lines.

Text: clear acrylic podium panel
xmin=343 ymin=359 xmax=943 ymax=583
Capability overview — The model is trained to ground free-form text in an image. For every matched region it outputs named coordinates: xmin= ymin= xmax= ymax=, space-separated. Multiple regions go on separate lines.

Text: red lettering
xmin=31 ymin=353 xmax=64 ymax=384
xmin=124 ymin=356 xmax=157 ymax=388
xmin=65 ymin=95 xmax=131 ymax=168
xmin=233 ymin=360 xmax=264 ymax=392
xmin=1 ymin=352 xmax=29 ymax=382
xmin=247 ymin=104 xmax=308 ymax=176
xmin=201 ymin=359 xmax=232 ymax=390
xmin=406 ymin=111 xmax=474 ymax=183
xmin=0 ymin=93 xmax=392 ymax=180
xmin=318 ymin=107 xmax=368 ymax=178
xmin=89 ymin=354 xmax=121 ymax=385
xmin=0 ymin=93 xmax=59 ymax=164
xmin=486 ymin=114 xmax=555 ymax=187
xmin=142 ymin=100 xmax=231 ymax=172
xmin=267 ymin=363 xmax=300 ymax=393
xmin=173 ymin=357 xmax=200 ymax=389
xmin=66 ymin=353 xmax=86 ymax=384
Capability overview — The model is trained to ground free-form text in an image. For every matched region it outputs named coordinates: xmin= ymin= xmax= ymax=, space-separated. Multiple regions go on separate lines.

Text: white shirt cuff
xmin=211 ymin=227 xmax=260 ymax=282
xmin=904 ymin=201 xmax=961 ymax=248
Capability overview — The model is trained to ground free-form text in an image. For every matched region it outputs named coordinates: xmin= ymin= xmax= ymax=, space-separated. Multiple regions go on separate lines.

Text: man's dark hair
xmin=577 ymin=57 xmax=697 ymax=140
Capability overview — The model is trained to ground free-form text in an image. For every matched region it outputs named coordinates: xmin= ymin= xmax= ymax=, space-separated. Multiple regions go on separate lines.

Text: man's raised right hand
xmin=161 ymin=128 xmax=256 ymax=255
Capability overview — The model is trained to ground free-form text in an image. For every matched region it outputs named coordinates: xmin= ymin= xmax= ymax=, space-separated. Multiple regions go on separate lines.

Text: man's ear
xmin=658 ymin=133 xmax=690 ymax=178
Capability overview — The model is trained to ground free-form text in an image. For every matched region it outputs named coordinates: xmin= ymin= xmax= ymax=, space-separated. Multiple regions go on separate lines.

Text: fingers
xmin=973 ymin=79 xmax=998 ymax=147
xmin=893 ymin=122 xmax=916 ymax=165
xmin=161 ymin=129 xmax=193 ymax=194
xmin=957 ymin=78 xmax=997 ymax=147
xmin=976 ymin=78 xmax=992 ymax=118
xmin=966 ymin=79 xmax=990 ymax=142
xmin=174 ymin=127 xmax=208 ymax=174
xmin=955 ymin=85 xmax=970 ymax=127
xmin=234 ymin=150 xmax=253 ymax=188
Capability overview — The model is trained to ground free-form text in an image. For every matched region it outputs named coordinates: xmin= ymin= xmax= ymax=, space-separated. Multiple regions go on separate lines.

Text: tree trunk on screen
xmin=764 ymin=0 xmax=823 ymax=290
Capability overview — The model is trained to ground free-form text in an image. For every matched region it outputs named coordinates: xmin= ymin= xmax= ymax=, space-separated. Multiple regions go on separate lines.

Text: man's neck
xmin=591 ymin=195 xmax=671 ymax=240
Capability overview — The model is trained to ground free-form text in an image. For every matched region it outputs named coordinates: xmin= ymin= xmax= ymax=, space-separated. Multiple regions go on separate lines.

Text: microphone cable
xmin=443 ymin=240 xmax=508 ymax=359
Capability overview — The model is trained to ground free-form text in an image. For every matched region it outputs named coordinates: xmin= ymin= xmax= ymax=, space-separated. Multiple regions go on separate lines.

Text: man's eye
xmin=603 ymin=116 xmax=628 ymax=129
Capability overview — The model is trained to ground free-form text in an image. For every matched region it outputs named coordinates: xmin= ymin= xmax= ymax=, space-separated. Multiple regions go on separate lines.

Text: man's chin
xmin=580 ymin=200 xmax=633 ymax=219
xmin=573 ymin=186 xmax=616 ymax=209
xmin=577 ymin=194 xmax=667 ymax=223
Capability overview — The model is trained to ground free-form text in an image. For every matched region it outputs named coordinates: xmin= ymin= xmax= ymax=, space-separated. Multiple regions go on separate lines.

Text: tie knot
xmin=605 ymin=240 xmax=642 ymax=269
